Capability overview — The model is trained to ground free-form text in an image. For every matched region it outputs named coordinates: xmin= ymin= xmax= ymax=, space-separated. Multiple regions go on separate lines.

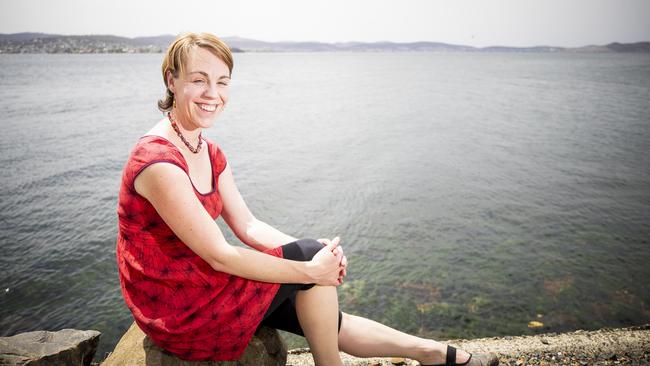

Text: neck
xmin=170 ymin=111 xmax=201 ymax=143
xmin=168 ymin=111 xmax=203 ymax=153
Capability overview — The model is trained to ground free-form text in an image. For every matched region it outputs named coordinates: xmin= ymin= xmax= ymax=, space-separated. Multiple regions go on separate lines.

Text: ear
xmin=166 ymin=70 xmax=176 ymax=94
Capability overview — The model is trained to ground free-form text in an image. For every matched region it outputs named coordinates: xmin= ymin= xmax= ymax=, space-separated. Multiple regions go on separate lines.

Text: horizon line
xmin=2 ymin=31 xmax=649 ymax=49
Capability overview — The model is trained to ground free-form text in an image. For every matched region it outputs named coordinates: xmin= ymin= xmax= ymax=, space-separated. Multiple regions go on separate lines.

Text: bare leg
xmin=337 ymin=312 xmax=471 ymax=365
xmin=295 ymin=285 xmax=343 ymax=366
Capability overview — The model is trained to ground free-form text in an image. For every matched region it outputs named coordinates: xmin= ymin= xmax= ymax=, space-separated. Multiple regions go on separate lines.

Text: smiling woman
xmin=114 ymin=32 xmax=499 ymax=366
xmin=154 ymin=34 xmax=230 ymax=158
xmin=115 ymin=32 xmax=346 ymax=362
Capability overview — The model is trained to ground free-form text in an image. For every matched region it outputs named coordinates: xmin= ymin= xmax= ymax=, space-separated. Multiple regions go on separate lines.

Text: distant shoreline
xmin=1 ymin=32 xmax=649 ymax=54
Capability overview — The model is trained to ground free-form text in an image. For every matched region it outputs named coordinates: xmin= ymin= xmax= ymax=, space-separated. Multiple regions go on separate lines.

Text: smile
xmin=197 ymin=103 xmax=218 ymax=112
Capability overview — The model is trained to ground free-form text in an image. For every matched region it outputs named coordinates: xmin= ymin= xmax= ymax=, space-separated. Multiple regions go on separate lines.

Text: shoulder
xmin=121 ymin=135 xmax=188 ymax=193
xmin=133 ymin=159 xmax=193 ymax=202
xmin=132 ymin=135 xmax=184 ymax=160
xmin=129 ymin=136 xmax=187 ymax=170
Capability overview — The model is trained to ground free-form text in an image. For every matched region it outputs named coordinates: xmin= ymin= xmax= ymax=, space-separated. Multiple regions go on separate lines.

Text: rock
xmin=0 ymin=328 xmax=100 ymax=366
xmin=101 ymin=322 xmax=286 ymax=366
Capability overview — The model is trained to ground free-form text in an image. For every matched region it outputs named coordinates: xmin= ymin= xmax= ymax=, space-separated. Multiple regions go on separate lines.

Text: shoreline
xmin=3 ymin=323 xmax=647 ymax=365
xmin=285 ymin=324 xmax=650 ymax=365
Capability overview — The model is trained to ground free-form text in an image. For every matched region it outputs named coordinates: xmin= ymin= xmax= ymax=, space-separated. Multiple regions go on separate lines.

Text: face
xmin=167 ymin=46 xmax=231 ymax=129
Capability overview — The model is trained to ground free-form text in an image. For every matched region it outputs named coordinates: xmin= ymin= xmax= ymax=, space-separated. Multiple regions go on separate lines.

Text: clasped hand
xmin=307 ymin=236 xmax=347 ymax=286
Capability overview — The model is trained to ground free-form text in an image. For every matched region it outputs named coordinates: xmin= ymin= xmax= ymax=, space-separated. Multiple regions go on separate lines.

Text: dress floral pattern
xmin=116 ymin=135 xmax=283 ymax=361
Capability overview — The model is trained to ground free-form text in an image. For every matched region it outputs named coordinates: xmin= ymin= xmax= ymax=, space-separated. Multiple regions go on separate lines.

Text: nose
xmin=203 ymin=82 xmax=220 ymax=100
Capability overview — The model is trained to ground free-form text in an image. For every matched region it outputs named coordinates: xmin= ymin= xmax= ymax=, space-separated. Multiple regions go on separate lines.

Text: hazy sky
xmin=1 ymin=0 xmax=649 ymax=47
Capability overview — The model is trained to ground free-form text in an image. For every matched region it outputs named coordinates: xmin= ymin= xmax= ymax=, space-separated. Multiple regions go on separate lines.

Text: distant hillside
xmin=569 ymin=42 xmax=650 ymax=53
xmin=0 ymin=33 xmax=241 ymax=54
xmin=0 ymin=32 xmax=63 ymax=42
xmin=1 ymin=33 xmax=648 ymax=54
xmin=605 ymin=42 xmax=650 ymax=52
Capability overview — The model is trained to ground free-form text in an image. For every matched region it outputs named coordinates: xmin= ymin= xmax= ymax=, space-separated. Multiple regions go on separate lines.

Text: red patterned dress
xmin=116 ymin=135 xmax=283 ymax=361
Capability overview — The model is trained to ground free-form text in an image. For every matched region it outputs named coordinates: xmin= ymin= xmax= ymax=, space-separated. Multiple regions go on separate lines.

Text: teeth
xmin=198 ymin=103 xmax=217 ymax=112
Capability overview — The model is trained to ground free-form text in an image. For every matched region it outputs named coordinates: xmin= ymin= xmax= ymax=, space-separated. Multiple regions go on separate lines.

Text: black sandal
xmin=421 ymin=345 xmax=499 ymax=366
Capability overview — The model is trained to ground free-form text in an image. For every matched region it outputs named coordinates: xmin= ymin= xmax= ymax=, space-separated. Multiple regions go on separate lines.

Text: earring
xmin=173 ymin=99 xmax=176 ymax=109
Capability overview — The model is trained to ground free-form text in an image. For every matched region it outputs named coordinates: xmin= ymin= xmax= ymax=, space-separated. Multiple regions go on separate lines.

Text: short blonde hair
xmin=158 ymin=32 xmax=234 ymax=112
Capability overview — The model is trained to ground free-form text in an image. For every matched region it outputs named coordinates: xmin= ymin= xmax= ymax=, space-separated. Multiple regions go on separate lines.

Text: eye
xmin=193 ymin=79 xmax=206 ymax=84
xmin=218 ymin=82 xmax=229 ymax=86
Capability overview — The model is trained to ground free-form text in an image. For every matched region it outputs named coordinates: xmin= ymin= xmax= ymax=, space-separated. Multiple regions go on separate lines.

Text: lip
xmin=195 ymin=102 xmax=219 ymax=113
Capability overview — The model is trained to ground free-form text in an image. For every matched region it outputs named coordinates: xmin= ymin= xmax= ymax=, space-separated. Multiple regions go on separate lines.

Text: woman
xmin=116 ymin=32 xmax=499 ymax=366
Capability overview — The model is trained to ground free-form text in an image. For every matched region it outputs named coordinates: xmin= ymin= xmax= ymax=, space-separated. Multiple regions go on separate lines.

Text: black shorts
xmin=257 ymin=238 xmax=343 ymax=336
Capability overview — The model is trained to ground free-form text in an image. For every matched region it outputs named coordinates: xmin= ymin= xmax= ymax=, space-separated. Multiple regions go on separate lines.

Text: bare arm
xmin=133 ymin=162 xmax=342 ymax=285
xmin=219 ymin=162 xmax=349 ymax=282
xmin=218 ymin=162 xmax=298 ymax=251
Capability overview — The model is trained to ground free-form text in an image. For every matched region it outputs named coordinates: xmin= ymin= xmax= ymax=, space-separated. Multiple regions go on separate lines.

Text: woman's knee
xmin=293 ymin=238 xmax=324 ymax=261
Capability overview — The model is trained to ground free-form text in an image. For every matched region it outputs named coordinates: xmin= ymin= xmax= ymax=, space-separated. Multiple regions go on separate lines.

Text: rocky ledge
xmin=0 ymin=328 xmax=100 ymax=365
xmin=287 ymin=324 xmax=650 ymax=366
xmin=101 ymin=322 xmax=286 ymax=366
xmin=1 ymin=324 xmax=648 ymax=365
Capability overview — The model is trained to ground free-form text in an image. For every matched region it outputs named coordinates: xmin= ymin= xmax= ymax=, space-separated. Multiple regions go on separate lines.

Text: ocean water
xmin=1 ymin=52 xmax=649 ymax=361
